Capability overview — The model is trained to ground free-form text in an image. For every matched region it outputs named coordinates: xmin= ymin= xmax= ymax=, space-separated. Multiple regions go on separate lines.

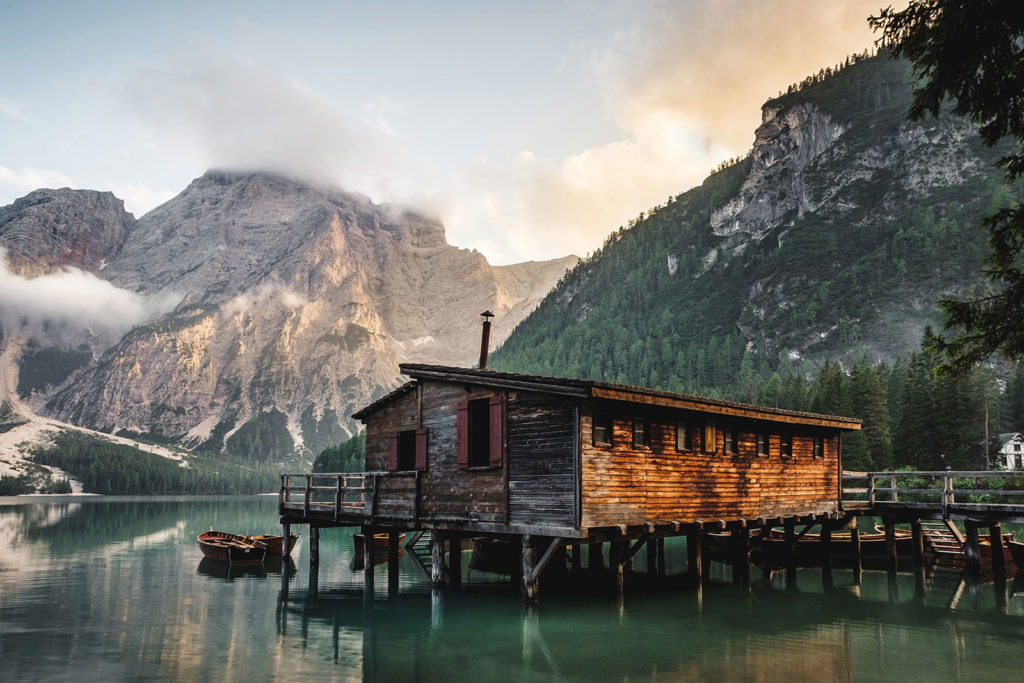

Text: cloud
xmin=0 ymin=250 xmax=178 ymax=333
xmin=120 ymin=53 xmax=422 ymax=205
xmin=0 ymin=97 xmax=28 ymax=120
xmin=106 ymin=183 xmax=177 ymax=218
xmin=0 ymin=165 xmax=76 ymax=195
xmin=446 ymin=0 xmax=885 ymax=264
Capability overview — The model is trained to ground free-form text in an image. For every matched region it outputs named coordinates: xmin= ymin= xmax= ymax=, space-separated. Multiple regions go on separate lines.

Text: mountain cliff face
xmin=13 ymin=172 xmax=576 ymax=459
xmin=493 ymin=55 xmax=1010 ymax=391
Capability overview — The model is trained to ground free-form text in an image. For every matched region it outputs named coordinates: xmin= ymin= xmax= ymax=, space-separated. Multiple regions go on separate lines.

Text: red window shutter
xmin=456 ymin=400 xmax=469 ymax=469
xmin=415 ymin=428 xmax=428 ymax=470
xmin=488 ymin=393 xmax=504 ymax=467
xmin=387 ymin=433 xmax=399 ymax=471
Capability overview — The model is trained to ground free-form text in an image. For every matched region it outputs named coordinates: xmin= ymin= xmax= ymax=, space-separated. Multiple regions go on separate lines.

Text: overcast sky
xmin=0 ymin=1 xmax=888 ymax=264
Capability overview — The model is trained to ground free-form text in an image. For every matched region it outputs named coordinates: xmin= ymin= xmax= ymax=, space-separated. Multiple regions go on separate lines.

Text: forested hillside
xmin=492 ymin=52 xmax=1024 ymax=470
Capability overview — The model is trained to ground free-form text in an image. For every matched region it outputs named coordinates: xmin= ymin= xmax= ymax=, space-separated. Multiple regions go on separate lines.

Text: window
xmin=724 ymin=427 xmax=738 ymax=455
xmin=756 ymin=432 xmax=769 ymax=458
xmin=813 ymin=436 xmax=824 ymax=460
xmin=1015 ymin=444 xmax=1021 ymax=453
xmin=780 ymin=434 xmax=793 ymax=458
xmin=702 ymin=421 xmax=717 ymax=454
xmin=388 ymin=428 xmax=427 ymax=471
xmin=456 ymin=395 xmax=504 ymax=469
xmin=633 ymin=418 xmax=647 ymax=448
xmin=593 ymin=415 xmax=611 ymax=446
xmin=676 ymin=423 xmax=694 ymax=451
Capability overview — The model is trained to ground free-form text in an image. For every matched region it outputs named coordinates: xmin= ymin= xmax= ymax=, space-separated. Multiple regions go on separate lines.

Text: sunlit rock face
xmin=18 ymin=171 xmax=577 ymax=459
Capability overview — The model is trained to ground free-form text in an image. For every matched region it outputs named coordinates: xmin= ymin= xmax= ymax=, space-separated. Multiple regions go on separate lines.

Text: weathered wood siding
xmin=364 ymin=389 xmax=418 ymax=472
xmin=580 ymin=404 xmax=840 ymax=528
xmin=507 ymin=391 xmax=577 ymax=527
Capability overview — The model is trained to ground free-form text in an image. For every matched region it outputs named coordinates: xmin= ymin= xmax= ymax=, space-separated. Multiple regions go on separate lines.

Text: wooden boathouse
xmin=280 ymin=355 xmax=862 ymax=600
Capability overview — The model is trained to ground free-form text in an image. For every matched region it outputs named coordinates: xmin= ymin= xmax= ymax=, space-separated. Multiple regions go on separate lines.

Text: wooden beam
xmin=687 ymin=528 xmax=703 ymax=584
xmin=363 ymin=524 xmax=374 ymax=594
xmin=989 ymin=523 xmax=1006 ymax=582
xmin=448 ymin=533 xmax=462 ymax=587
xmin=524 ymin=538 xmax=565 ymax=584
xmin=965 ymin=522 xmax=980 ymax=579
xmin=884 ymin=518 xmax=897 ymax=572
xmin=911 ymin=519 xmax=924 ymax=567
xmin=431 ymin=531 xmax=446 ymax=587
xmin=522 ymin=535 xmax=540 ymax=603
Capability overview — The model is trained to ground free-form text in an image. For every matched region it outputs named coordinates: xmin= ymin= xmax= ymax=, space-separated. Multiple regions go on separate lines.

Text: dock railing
xmin=842 ymin=470 xmax=1024 ymax=518
xmin=279 ymin=471 xmax=420 ymax=523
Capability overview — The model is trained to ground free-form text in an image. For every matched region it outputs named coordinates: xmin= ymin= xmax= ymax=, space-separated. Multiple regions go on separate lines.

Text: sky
xmin=0 ymin=0 xmax=889 ymax=265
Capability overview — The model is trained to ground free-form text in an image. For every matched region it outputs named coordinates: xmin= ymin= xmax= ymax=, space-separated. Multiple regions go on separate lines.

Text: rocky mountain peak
xmin=0 ymin=188 xmax=133 ymax=277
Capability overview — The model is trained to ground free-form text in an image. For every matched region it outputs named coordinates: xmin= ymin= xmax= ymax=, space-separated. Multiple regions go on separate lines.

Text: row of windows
xmin=593 ymin=416 xmax=824 ymax=459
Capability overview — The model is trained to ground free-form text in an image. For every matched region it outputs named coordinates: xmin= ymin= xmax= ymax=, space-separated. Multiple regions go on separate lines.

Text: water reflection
xmin=2 ymin=497 xmax=1024 ymax=681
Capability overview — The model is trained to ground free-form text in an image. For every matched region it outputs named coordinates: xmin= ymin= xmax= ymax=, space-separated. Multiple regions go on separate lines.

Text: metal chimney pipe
xmin=479 ymin=311 xmax=494 ymax=369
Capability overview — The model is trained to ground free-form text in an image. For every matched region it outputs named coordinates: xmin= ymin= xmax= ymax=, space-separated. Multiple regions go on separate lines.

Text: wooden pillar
xmin=310 ymin=525 xmax=320 ymax=567
xmin=521 ymin=535 xmax=539 ymax=603
xmin=821 ymin=524 xmax=833 ymax=589
xmin=388 ymin=530 xmax=400 ymax=593
xmin=884 ymin=518 xmax=897 ymax=573
xmin=282 ymin=522 xmax=292 ymax=558
xmin=850 ymin=526 xmax=862 ymax=583
xmin=589 ymin=541 xmax=604 ymax=572
xmin=571 ymin=543 xmax=581 ymax=572
xmin=965 ymin=522 xmax=981 ymax=579
xmin=657 ymin=538 xmax=666 ymax=577
xmin=610 ymin=540 xmax=628 ymax=593
xmin=363 ymin=525 xmax=375 ymax=593
xmin=911 ymin=519 xmax=924 ymax=567
xmin=646 ymin=539 xmax=657 ymax=576
xmin=431 ymin=531 xmax=446 ymax=588
xmin=989 ymin=523 xmax=1006 ymax=583
xmin=687 ymin=528 xmax=703 ymax=584
xmin=732 ymin=527 xmax=750 ymax=584
xmin=448 ymin=533 xmax=462 ymax=587
xmin=784 ymin=518 xmax=797 ymax=586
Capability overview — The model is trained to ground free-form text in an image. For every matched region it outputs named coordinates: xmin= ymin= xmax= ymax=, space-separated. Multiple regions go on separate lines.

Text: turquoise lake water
xmin=1 ymin=495 xmax=1023 ymax=681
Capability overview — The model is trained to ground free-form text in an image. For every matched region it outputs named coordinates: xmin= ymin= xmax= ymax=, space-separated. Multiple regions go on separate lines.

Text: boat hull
xmin=352 ymin=532 xmax=405 ymax=555
xmin=197 ymin=530 xmax=266 ymax=566
xmin=249 ymin=533 xmax=299 ymax=557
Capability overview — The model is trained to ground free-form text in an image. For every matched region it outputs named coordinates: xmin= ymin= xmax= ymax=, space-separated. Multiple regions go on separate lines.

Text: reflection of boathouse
xmin=280 ymin=316 xmax=862 ymax=600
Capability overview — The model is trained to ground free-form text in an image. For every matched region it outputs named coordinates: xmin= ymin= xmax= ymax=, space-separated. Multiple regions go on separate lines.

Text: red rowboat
xmin=197 ymin=530 xmax=266 ymax=566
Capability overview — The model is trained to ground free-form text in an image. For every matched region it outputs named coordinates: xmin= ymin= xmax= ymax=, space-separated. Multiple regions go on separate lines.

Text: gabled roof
xmin=358 ymin=364 xmax=860 ymax=431
xmin=352 ymin=381 xmax=418 ymax=420
xmin=1000 ymin=432 xmax=1023 ymax=447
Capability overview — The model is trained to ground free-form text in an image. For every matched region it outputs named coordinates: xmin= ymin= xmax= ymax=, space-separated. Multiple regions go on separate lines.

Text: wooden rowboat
xmin=352 ymin=532 xmax=405 ymax=555
xmin=248 ymin=533 xmax=299 ymax=557
xmin=197 ymin=530 xmax=266 ymax=566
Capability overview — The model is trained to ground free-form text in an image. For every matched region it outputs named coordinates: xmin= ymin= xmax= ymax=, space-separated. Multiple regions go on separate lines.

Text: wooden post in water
xmin=363 ymin=524 xmax=375 ymax=594
xmin=610 ymin=540 xmax=628 ymax=593
xmin=989 ymin=523 xmax=1006 ymax=582
xmin=522 ymin=535 xmax=539 ymax=603
xmin=687 ymin=528 xmax=703 ymax=584
xmin=281 ymin=522 xmax=292 ymax=559
xmin=310 ymin=525 xmax=320 ymax=567
xmin=657 ymin=538 xmax=666 ymax=577
xmin=850 ymin=525 xmax=862 ymax=582
xmin=884 ymin=518 xmax=897 ymax=573
xmin=911 ymin=519 xmax=924 ymax=568
xmin=448 ymin=533 xmax=462 ymax=587
xmin=431 ymin=531 xmax=446 ymax=588
xmin=965 ymin=522 xmax=981 ymax=579
xmin=571 ymin=543 xmax=581 ymax=572
xmin=732 ymin=527 xmax=750 ymax=584
xmin=784 ymin=518 xmax=797 ymax=586
xmin=388 ymin=530 xmax=400 ymax=593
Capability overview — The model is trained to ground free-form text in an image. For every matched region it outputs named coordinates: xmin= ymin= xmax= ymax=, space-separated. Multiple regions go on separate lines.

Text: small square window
xmin=780 ymin=434 xmax=793 ymax=458
xmin=813 ymin=436 xmax=824 ymax=460
xmin=702 ymin=421 xmax=717 ymax=454
xmin=756 ymin=433 xmax=769 ymax=458
xmin=676 ymin=423 xmax=693 ymax=451
xmin=593 ymin=415 xmax=611 ymax=446
xmin=633 ymin=418 xmax=647 ymax=448
xmin=724 ymin=427 xmax=738 ymax=455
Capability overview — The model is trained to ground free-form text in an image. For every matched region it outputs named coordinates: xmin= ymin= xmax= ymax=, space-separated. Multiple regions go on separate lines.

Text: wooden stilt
xmin=431 ymin=531 xmax=446 ymax=587
xmin=646 ymin=539 xmax=657 ymax=576
xmin=911 ymin=519 xmax=924 ymax=567
xmin=282 ymin=522 xmax=292 ymax=558
xmin=687 ymin=528 xmax=703 ymax=584
xmin=522 ymin=535 xmax=539 ymax=603
xmin=784 ymin=518 xmax=797 ymax=586
xmin=732 ymin=527 xmax=750 ymax=584
xmin=884 ymin=518 xmax=897 ymax=572
xmin=610 ymin=540 xmax=628 ymax=593
xmin=589 ymin=541 xmax=604 ymax=572
xmin=448 ymin=533 xmax=462 ymax=587
xmin=363 ymin=524 xmax=375 ymax=593
xmin=571 ymin=543 xmax=581 ymax=572
xmin=989 ymin=523 xmax=1006 ymax=582
xmin=965 ymin=522 xmax=981 ymax=579
xmin=310 ymin=525 xmax=320 ymax=567
xmin=388 ymin=530 xmax=400 ymax=593
xmin=850 ymin=526 xmax=862 ymax=583
xmin=657 ymin=538 xmax=666 ymax=577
